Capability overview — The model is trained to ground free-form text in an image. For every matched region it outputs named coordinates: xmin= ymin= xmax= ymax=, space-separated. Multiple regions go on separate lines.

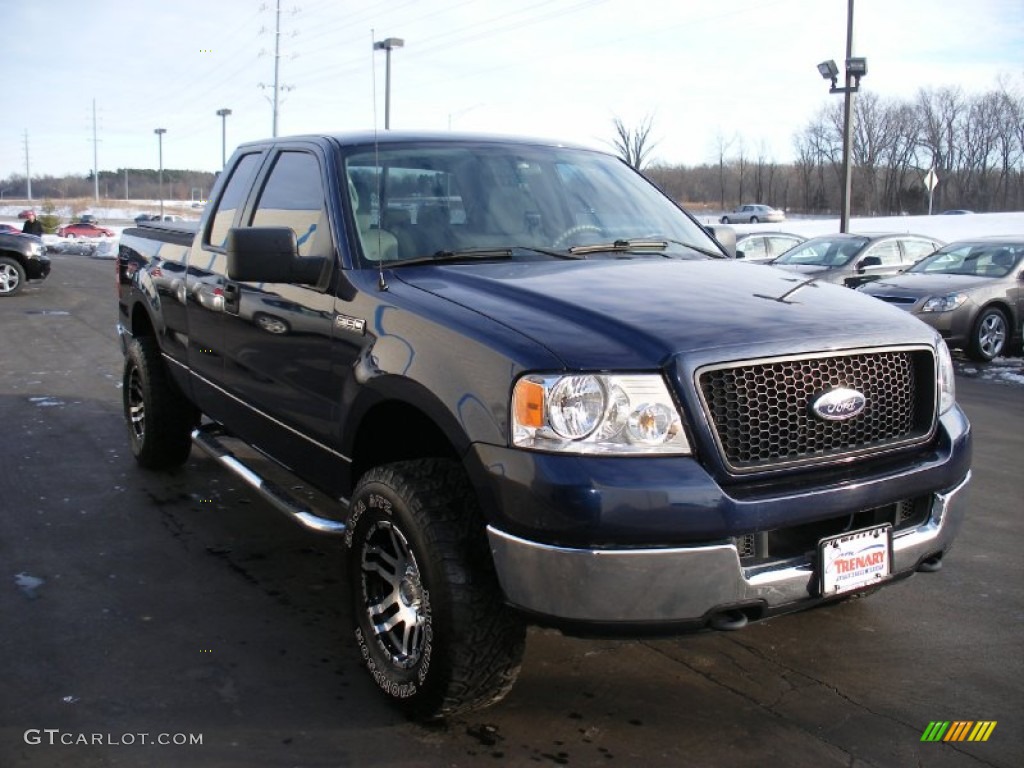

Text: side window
xmin=772 ymin=237 xmax=801 ymax=256
xmin=740 ymin=237 xmax=768 ymax=259
xmin=865 ymin=241 xmax=901 ymax=266
xmin=250 ymin=151 xmax=332 ymax=259
xmin=206 ymin=153 xmax=262 ymax=248
xmin=901 ymin=239 xmax=937 ymax=263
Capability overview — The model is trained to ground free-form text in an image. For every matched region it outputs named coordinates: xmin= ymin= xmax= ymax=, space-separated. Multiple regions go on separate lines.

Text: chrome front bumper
xmin=487 ymin=472 xmax=970 ymax=624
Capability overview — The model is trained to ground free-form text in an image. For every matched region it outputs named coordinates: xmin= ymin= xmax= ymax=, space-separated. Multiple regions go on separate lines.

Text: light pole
xmin=216 ymin=108 xmax=232 ymax=169
xmin=154 ymin=128 xmax=167 ymax=217
xmin=816 ymin=0 xmax=866 ymax=234
xmin=373 ymin=37 xmax=404 ymax=130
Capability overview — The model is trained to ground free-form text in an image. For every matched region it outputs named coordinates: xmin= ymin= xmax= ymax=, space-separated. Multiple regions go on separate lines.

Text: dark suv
xmin=0 ymin=232 xmax=51 ymax=296
xmin=771 ymin=232 xmax=943 ymax=288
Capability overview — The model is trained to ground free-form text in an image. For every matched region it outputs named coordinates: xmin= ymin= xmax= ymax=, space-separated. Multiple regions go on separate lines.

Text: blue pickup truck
xmin=117 ymin=131 xmax=971 ymax=719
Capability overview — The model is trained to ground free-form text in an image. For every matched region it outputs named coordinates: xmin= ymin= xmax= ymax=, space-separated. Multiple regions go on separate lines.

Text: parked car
xmin=735 ymin=231 xmax=805 ymax=262
xmin=79 ymin=214 xmax=99 ymax=224
xmin=858 ymin=237 xmax=1023 ymax=361
xmin=940 ymin=210 xmax=974 ymax=215
xmin=135 ymin=214 xmax=185 ymax=224
xmin=720 ymin=204 xmax=785 ymax=224
xmin=58 ymin=222 xmax=116 ymax=238
xmin=0 ymin=223 xmax=23 ymax=235
xmin=0 ymin=232 xmax=50 ymax=296
xmin=770 ymin=232 xmax=943 ymax=288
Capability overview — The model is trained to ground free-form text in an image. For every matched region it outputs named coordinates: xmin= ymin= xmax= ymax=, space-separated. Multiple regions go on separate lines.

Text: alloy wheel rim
xmin=0 ymin=264 xmax=19 ymax=293
xmin=360 ymin=520 xmax=426 ymax=668
xmin=979 ymin=314 xmax=1006 ymax=358
xmin=127 ymin=367 xmax=146 ymax=440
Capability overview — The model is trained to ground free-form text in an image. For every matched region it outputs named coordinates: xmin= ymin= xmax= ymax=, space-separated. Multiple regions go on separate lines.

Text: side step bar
xmin=191 ymin=424 xmax=348 ymax=536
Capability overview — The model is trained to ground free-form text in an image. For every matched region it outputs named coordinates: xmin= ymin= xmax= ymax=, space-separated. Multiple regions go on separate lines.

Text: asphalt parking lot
xmin=1 ymin=253 xmax=1021 ymax=767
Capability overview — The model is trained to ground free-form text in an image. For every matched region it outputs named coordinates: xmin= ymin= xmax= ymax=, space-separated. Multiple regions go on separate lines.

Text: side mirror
xmin=705 ymin=224 xmax=736 ymax=258
xmin=225 ymin=226 xmax=325 ymax=284
xmin=857 ymin=255 xmax=882 ymax=272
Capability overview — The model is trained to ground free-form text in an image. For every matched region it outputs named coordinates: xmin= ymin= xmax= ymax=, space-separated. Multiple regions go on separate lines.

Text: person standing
xmin=22 ymin=211 xmax=44 ymax=236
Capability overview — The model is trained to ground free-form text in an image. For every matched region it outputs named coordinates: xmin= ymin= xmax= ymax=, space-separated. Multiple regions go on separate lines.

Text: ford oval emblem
xmin=811 ymin=388 xmax=867 ymax=421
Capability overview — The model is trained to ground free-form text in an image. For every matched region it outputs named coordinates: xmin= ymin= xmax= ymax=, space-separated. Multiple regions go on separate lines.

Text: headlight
xmin=512 ymin=373 xmax=691 ymax=455
xmin=936 ymin=338 xmax=956 ymax=414
xmin=921 ymin=293 xmax=967 ymax=312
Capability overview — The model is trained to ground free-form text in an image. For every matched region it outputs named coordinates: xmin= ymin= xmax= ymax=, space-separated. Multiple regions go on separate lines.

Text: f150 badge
xmin=811 ymin=388 xmax=866 ymax=421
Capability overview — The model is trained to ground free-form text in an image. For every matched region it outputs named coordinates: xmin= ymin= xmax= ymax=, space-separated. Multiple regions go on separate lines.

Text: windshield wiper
xmin=392 ymin=248 xmax=514 ymax=267
xmin=567 ymin=239 xmax=668 ymax=255
xmin=393 ymin=245 xmax=587 ymax=266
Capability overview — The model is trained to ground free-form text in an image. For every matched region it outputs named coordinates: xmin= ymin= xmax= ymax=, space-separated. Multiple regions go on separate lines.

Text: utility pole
xmin=23 ymin=130 xmax=32 ymax=201
xmin=92 ymin=98 xmax=100 ymax=202
xmin=154 ymin=128 xmax=167 ymax=217
xmin=273 ymin=0 xmax=281 ymax=136
xmin=259 ymin=0 xmax=294 ymax=137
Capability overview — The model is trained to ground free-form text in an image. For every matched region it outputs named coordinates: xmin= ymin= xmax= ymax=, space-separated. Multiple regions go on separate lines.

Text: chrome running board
xmin=191 ymin=424 xmax=348 ymax=536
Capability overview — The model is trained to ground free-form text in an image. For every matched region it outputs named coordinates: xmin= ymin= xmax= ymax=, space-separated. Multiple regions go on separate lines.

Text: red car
xmin=58 ymin=222 xmax=115 ymax=238
xmin=0 ymin=223 xmax=24 ymax=234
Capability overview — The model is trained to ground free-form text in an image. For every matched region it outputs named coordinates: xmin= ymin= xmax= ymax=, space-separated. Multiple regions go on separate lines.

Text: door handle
xmin=222 ymin=282 xmax=240 ymax=315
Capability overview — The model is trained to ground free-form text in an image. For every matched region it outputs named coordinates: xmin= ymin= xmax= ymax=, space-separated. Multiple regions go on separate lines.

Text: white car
xmin=720 ymin=204 xmax=785 ymax=224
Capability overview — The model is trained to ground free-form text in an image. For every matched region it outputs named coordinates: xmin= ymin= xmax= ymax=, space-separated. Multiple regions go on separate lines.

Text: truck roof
xmin=235 ymin=130 xmax=601 ymax=153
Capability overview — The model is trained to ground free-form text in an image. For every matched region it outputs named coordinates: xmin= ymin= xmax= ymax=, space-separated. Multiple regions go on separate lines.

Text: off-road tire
xmin=0 ymin=256 xmax=26 ymax=296
xmin=347 ymin=459 xmax=526 ymax=721
xmin=967 ymin=306 xmax=1008 ymax=362
xmin=123 ymin=336 xmax=198 ymax=469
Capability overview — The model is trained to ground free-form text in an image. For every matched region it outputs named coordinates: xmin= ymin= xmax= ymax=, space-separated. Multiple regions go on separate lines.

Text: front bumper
xmin=488 ymin=471 xmax=969 ymax=625
xmin=25 ymin=255 xmax=51 ymax=281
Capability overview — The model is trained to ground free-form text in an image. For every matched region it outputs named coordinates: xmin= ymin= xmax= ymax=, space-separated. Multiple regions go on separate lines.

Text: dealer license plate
xmin=819 ymin=524 xmax=892 ymax=596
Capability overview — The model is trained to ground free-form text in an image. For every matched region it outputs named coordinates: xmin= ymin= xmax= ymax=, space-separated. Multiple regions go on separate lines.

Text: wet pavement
xmin=1 ymin=253 xmax=1021 ymax=767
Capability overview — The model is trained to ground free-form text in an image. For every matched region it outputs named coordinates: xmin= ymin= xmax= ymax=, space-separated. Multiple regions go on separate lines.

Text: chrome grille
xmin=697 ymin=349 xmax=936 ymax=472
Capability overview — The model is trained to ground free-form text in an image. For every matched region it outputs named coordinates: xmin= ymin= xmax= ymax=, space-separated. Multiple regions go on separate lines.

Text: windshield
xmin=908 ymin=242 xmax=1024 ymax=278
xmin=773 ymin=236 xmax=869 ymax=267
xmin=342 ymin=141 xmax=719 ymax=267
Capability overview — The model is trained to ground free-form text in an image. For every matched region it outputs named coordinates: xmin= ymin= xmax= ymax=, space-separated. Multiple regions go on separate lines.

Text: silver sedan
xmin=720 ymin=204 xmax=785 ymax=224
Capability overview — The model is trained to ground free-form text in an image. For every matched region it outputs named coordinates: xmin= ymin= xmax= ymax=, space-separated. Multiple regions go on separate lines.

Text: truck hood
xmin=394 ymin=259 xmax=936 ymax=369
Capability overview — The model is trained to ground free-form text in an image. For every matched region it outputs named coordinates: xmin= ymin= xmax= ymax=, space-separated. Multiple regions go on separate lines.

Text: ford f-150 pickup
xmin=117 ymin=131 xmax=972 ymax=720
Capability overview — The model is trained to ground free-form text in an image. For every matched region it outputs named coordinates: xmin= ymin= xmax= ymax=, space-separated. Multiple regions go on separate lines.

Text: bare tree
xmin=714 ymin=131 xmax=735 ymax=211
xmin=611 ymin=115 xmax=658 ymax=171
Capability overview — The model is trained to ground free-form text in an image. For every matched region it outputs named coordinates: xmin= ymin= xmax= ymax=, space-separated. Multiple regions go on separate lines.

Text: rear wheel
xmin=347 ymin=459 xmax=525 ymax=720
xmin=968 ymin=307 xmax=1008 ymax=362
xmin=0 ymin=257 xmax=26 ymax=296
xmin=123 ymin=336 xmax=198 ymax=468
xmin=750 ymin=216 xmax=760 ymax=223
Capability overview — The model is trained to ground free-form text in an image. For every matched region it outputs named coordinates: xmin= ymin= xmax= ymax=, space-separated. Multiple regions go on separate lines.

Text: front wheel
xmin=123 ymin=336 xmax=198 ymax=468
xmin=347 ymin=459 xmax=525 ymax=720
xmin=750 ymin=216 xmax=760 ymax=223
xmin=968 ymin=307 xmax=1008 ymax=362
xmin=0 ymin=256 xmax=26 ymax=296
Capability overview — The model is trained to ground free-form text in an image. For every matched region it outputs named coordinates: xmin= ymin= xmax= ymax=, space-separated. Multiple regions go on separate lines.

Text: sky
xmin=2 ymin=0 xmax=1022 ymax=182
